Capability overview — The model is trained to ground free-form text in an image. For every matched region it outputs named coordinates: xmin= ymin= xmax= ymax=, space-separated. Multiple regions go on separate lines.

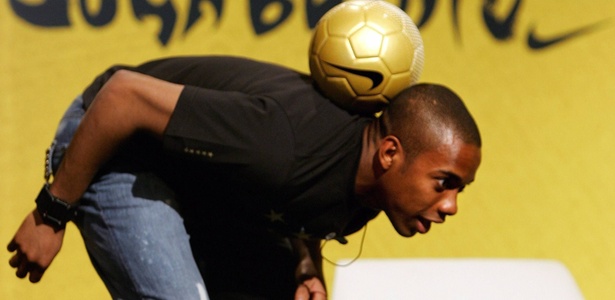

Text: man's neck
xmin=354 ymin=122 xmax=381 ymax=209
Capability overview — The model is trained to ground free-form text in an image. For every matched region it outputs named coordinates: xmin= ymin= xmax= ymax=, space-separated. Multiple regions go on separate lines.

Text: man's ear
xmin=377 ymin=135 xmax=403 ymax=170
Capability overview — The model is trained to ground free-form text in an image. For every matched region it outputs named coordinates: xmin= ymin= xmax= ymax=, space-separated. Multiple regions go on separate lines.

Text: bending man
xmin=8 ymin=56 xmax=481 ymax=299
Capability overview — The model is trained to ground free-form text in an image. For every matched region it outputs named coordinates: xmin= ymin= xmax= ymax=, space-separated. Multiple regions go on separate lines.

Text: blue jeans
xmin=50 ymin=97 xmax=209 ymax=299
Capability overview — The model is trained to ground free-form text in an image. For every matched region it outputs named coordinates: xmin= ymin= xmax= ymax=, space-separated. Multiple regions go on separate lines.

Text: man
xmin=8 ymin=56 xmax=481 ymax=299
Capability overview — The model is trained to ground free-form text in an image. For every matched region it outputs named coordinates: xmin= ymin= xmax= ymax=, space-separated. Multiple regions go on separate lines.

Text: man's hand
xmin=292 ymin=238 xmax=327 ymax=299
xmin=295 ymin=277 xmax=327 ymax=300
xmin=7 ymin=209 xmax=65 ymax=283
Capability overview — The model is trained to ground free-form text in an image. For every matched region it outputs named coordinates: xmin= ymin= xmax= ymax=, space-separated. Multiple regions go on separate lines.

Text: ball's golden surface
xmin=309 ymin=0 xmax=424 ymax=114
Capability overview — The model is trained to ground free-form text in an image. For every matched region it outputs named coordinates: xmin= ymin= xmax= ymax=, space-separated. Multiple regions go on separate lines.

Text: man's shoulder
xmin=138 ymin=55 xmax=294 ymax=73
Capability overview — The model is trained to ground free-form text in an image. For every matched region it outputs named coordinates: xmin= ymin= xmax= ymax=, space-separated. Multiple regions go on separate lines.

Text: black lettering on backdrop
xmin=132 ymin=0 xmax=177 ymax=45
xmin=303 ymin=0 xmax=435 ymax=30
xmin=250 ymin=0 xmax=293 ymax=35
xmin=185 ymin=0 xmax=224 ymax=33
xmin=10 ymin=0 xmax=69 ymax=27
xmin=9 ymin=0 xmax=223 ymax=45
xmin=305 ymin=0 xmax=341 ymax=28
xmin=451 ymin=0 xmax=461 ymax=42
xmin=80 ymin=0 xmax=116 ymax=27
xmin=7 ymin=0 xmax=606 ymax=49
xmin=398 ymin=0 xmax=436 ymax=28
xmin=482 ymin=0 xmax=522 ymax=40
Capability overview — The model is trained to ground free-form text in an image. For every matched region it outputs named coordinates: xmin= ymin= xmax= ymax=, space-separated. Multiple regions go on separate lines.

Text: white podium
xmin=332 ymin=258 xmax=584 ymax=300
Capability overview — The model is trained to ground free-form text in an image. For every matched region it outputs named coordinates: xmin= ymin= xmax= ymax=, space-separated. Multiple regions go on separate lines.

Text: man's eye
xmin=435 ymin=179 xmax=447 ymax=192
xmin=437 ymin=177 xmax=464 ymax=192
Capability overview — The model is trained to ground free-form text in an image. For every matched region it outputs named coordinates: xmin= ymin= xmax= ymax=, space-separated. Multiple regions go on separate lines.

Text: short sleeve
xmin=162 ymin=85 xmax=294 ymax=181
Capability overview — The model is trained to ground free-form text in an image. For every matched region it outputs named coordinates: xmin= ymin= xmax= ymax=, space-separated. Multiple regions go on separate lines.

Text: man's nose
xmin=439 ymin=192 xmax=459 ymax=217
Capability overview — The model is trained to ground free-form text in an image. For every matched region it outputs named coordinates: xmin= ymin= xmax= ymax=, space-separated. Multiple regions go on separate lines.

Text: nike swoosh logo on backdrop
xmin=325 ymin=62 xmax=384 ymax=89
xmin=527 ymin=20 xmax=607 ymax=49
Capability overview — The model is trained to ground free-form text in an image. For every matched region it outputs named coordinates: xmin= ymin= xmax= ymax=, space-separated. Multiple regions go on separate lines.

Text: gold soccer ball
xmin=309 ymin=0 xmax=424 ymax=114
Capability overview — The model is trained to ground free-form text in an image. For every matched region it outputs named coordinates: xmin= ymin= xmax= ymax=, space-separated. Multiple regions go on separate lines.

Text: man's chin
xmin=395 ymin=227 xmax=418 ymax=237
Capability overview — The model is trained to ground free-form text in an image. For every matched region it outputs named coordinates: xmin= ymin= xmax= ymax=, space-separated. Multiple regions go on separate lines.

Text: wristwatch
xmin=35 ymin=183 xmax=76 ymax=230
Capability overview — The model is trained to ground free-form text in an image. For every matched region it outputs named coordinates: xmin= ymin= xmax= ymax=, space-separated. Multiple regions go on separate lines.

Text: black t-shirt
xmin=82 ymin=56 xmax=379 ymax=241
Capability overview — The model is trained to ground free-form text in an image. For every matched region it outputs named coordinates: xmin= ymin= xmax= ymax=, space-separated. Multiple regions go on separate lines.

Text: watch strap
xmin=35 ymin=183 xmax=75 ymax=230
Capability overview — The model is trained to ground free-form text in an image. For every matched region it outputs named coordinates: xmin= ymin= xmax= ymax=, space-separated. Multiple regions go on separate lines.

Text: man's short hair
xmin=378 ymin=83 xmax=481 ymax=160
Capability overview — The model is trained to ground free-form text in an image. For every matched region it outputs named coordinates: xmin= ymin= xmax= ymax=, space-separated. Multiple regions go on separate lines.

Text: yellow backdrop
xmin=1 ymin=1 xmax=614 ymax=299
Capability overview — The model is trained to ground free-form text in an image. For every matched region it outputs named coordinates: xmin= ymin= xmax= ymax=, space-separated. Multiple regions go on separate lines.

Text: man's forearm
xmin=48 ymin=70 xmax=183 ymax=203
xmin=305 ymin=239 xmax=324 ymax=281
xmin=6 ymin=70 xmax=184 ymax=284
xmin=292 ymin=238 xmax=324 ymax=283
